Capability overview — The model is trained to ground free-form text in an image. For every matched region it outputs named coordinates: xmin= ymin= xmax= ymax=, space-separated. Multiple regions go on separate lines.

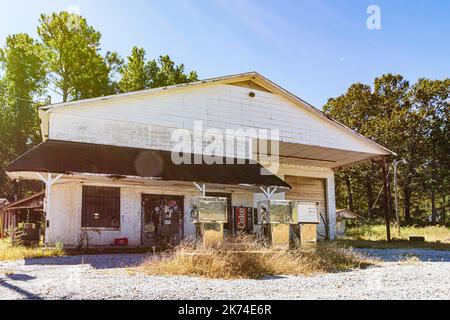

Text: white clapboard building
xmin=6 ymin=72 xmax=393 ymax=247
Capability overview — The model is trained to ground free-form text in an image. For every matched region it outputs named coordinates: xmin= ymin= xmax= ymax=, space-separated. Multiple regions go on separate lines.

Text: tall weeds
xmin=0 ymin=239 xmax=65 ymax=261
xmin=138 ymin=236 xmax=372 ymax=279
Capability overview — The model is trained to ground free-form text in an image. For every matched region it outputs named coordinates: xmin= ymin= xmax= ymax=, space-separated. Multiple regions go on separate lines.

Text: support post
xmin=35 ymin=173 xmax=64 ymax=245
xmin=394 ymin=161 xmax=400 ymax=235
xmin=381 ymin=159 xmax=391 ymax=242
xmin=193 ymin=182 xmax=206 ymax=197
xmin=259 ymin=186 xmax=278 ymax=200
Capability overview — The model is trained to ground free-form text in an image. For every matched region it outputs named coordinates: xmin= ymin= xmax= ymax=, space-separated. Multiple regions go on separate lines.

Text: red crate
xmin=114 ymin=238 xmax=128 ymax=246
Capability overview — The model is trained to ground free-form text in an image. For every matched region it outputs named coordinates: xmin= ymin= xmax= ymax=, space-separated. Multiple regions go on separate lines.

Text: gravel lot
xmin=1 ymin=249 xmax=450 ymax=300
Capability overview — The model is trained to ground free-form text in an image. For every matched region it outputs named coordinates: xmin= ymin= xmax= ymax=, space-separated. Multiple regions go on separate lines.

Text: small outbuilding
xmin=0 ymin=192 xmax=45 ymax=243
xmin=335 ymin=209 xmax=363 ymax=239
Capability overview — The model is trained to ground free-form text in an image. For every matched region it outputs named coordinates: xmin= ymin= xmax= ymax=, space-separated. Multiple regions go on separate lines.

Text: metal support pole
xmin=393 ymin=159 xmax=406 ymax=236
xmin=46 ymin=174 xmax=52 ymax=242
xmin=193 ymin=182 xmax=206 ymax=197
xmin=260 ymin=186 xmax=278 ymax=200
xmin=381 ymin=159 xmax=391 ymax=242
xmin=394 ymin=161 xmax=400 ymax=235
xmin=269 ymin=187 xmax=278 ymax=199
xmin=259 ymin=187 xmax=269 ymax=199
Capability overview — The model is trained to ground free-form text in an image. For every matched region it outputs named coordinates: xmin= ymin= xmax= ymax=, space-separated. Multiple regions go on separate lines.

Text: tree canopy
xmin=324 ymin=75 xmax=449 ymax=225
xmin=0 ymin=33 xmax=47 ymax=199
xmin=118 ymin=46 xmax=198 ymax=93
xmin=37 ymin=12 xmax=112 ymax=102
xmin=0 ymin=11 xmax=198 ymax=199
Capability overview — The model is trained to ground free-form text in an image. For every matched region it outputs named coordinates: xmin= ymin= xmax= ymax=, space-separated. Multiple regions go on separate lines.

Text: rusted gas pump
xmin=294 ymin=201 xmax=320 ymax=248
xmin=191 ymin=196 xmax=228 ymax=247
xmin=257 ymin=200 xmax=297 ymax=250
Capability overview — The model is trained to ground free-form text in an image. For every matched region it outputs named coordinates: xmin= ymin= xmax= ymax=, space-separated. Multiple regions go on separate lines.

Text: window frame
xmin=81 ymin=186 xmax=121 ymax=230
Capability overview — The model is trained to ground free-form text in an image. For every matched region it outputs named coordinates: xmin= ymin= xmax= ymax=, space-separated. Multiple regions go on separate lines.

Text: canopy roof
xmin=336 ymin=209 xmax=363 ymax=220
xmin=6 ymin=140 xmax=291 ymax=190
xmin=1 ymin=192 xmax=44 ymax=212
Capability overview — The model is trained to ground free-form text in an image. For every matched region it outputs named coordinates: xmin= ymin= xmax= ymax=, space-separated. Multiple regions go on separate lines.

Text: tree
xmin=324 ymin=83 xmax=383 ymax=219
xmin=0 ymin=33 xmax=47 ymax=199
xmin=0 ymin=79 xmax=14 ymax=171
xmin=148 ymin=55 xmax=198 ymax=88
xmin=410 ymin=79 xmax=450 ymax=224
xmin=105 ymin=51 xmax=124 ymax=94
xmin=0 ymin=33 xmax=46 ymax=153
xmin=118 ymin=47 xmax=198 ymax=93
xmin=118 ymin=46 xmax=149 ymax=93
xmin=37 ymin=12 xmax=111 ymax=102
xmin=324 ymin=74 xmax=450 ymax=227
xmin=0 ymin=11 xmax=199 ymax=200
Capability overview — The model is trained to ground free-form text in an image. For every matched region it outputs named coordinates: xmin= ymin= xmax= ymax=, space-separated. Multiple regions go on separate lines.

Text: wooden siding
xmin=284 ymin=176 xmax=328 ymax=239
xmin=47 ymin=83 xmax=384 ymax=155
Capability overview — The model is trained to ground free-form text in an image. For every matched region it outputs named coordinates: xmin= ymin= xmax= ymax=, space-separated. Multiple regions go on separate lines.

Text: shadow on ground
xmin=23 ymin=253 xmax=150 ymax=269
xmin=355 ymin=248 xmax=450 ymax=262
xmin=0 ymin=274 xmax=40 ymax=300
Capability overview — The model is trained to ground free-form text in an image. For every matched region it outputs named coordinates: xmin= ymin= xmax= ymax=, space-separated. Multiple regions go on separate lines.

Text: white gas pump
xmin=294 ymin=201 xmax=320 ymax=248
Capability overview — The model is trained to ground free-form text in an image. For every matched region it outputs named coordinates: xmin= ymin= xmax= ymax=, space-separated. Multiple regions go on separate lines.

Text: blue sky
xmin=0 ymin=0 xmax=449 ymax=108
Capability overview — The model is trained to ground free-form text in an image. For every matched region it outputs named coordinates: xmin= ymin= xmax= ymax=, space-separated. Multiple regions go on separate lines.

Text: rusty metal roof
xmin=7 ymin=140 xmax=291 ymax=189
xmin=1 ymin=192 xmax=44 ymax=212
xmin=336 ymin=209 xmax=363 ymax=220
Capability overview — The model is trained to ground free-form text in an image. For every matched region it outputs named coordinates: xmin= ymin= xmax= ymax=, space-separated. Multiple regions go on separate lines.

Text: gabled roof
xmin=39 ymin=72 xmax=394 ymax=157
xmin=336 ymin=209 xmax=364 ymax=220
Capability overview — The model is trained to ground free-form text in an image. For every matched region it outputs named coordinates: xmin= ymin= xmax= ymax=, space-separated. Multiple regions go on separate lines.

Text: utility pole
xmin=381 ymin=158 xmax=391 ymax=242
xmin=393 ymin=159 xmax=407 ymax=236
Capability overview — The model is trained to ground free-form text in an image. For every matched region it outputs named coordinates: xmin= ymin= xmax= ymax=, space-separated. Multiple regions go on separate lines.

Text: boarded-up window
xmin=82 ymin=186 xmax=120 ymax=228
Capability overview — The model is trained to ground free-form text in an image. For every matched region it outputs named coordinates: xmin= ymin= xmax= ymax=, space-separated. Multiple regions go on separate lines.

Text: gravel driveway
xmin=1 ymin=249 xmax=450 ymax=300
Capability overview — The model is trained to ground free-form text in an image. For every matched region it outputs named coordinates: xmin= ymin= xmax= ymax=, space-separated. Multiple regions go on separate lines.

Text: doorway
xmin=141 ymin=194 xmax=184 ymax=246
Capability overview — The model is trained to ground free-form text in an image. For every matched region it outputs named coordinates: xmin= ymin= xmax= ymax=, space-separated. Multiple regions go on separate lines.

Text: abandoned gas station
xmin=5 ymin=72 xmax=394 ymax=248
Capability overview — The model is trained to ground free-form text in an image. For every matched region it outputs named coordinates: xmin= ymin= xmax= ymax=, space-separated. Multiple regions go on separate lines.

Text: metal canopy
xmin=6 ymin=140 xmax=291 ymax=190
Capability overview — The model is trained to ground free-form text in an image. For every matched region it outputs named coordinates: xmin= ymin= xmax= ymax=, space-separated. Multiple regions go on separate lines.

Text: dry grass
xmin=136 ymin=237 xmax=373 ymax=279
xmin=346 ymin=225 xmax=450 ymax=243
xmin=0 ymin=268 xmax=14 ymax=276
xmin=398 ymin=254 xmax=421 ymax=265
xmin=0 ymin=239 xmax=65 ymax=261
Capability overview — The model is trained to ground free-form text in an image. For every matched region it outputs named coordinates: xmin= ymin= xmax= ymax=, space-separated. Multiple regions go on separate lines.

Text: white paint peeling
xmin=48 ymin=84 xmax=386 ymax=156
